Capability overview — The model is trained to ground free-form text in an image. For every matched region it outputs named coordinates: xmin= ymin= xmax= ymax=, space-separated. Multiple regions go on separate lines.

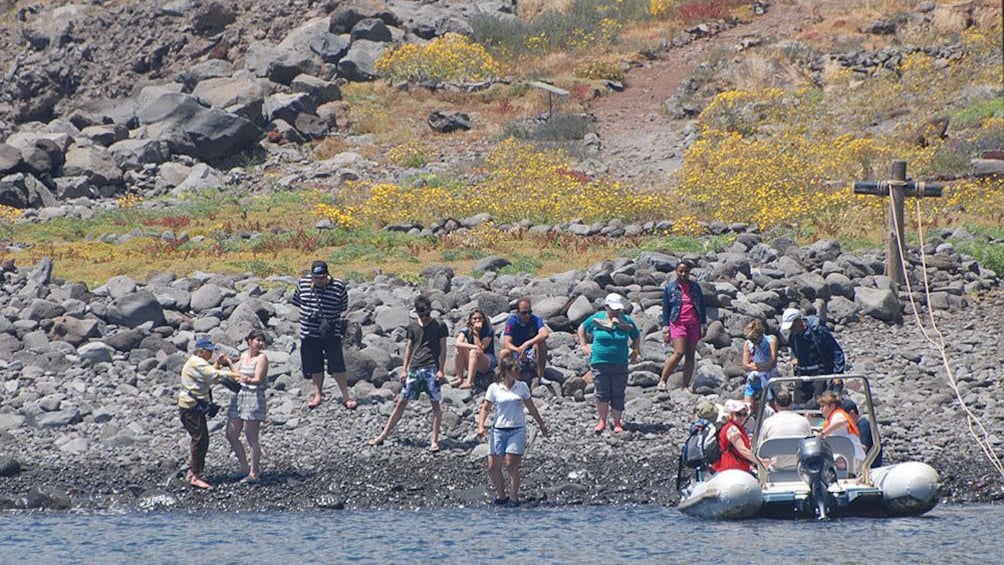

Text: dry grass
xmin=517 ymin=0 xmax=575 ymax=19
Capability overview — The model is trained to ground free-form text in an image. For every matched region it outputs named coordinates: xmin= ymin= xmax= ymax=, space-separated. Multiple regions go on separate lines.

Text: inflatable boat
xmin=678 ymin=375 xmax=941 ymax=520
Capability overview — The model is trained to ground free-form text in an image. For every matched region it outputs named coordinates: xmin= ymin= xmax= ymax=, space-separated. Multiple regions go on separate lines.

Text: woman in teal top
xmin=577 ymin=293 xmax=641 ymax=435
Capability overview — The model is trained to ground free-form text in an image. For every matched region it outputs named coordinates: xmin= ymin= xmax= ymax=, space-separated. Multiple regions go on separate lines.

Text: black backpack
xmin=683 ymin=418 xmax=721 ymax=469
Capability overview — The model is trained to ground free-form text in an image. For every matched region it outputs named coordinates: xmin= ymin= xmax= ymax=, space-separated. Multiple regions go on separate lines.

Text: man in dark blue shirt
xmin=500 ymin=297 xmax=551 ymax=385
xmin=781 ymin=308 xmax=845 ymax=408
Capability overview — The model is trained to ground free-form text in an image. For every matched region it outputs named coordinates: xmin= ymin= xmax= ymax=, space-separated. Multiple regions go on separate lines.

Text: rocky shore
xmin=1 ymin=233 xmax=1003 ymax=512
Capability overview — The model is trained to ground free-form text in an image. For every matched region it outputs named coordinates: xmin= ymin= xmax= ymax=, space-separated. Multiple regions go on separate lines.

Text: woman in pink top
xmin=658 ymin=261 xmax=708 ymax=391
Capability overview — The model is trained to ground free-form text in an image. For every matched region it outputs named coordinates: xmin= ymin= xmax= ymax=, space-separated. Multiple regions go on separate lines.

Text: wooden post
xmin=888 ymin=160 xmax=907 ymax=285
xmin=853 ymin=161 xmax=942 ymax=286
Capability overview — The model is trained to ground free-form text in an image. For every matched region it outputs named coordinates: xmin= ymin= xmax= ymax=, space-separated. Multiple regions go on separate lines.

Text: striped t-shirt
xmin=292 ymin=276 xmax=347 ymax=339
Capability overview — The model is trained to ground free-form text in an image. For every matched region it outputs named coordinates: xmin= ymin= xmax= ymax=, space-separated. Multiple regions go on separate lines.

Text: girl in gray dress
xmin=226 ymin=329 xmax=269 ymax=482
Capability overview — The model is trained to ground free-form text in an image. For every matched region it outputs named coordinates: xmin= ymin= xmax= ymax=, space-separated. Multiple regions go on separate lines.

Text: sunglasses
xmin=518 ymin=310 xmax=532 ymax=317
xmin=416 ymin=308 xmax=431 ymax=315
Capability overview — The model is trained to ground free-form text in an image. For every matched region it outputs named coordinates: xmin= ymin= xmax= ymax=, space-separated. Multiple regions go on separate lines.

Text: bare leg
xmin=309 ymin=372 xmax=325 ymax=408
xmin=681 ymin=345 xmax=696 ymax=389
xmin=506 ymin=454 xmax=523 ymax=501
xmin=330 ymin=371 xmax=356 ymax=408
xmin=465 ymin=350 xmax=479 ymax=386
xmin=370 ymin=398 xmax=408 ymax=444
xmin=244 ymin=420 xmax=262 ymax=479
xmin=226 ymin=418 xmax=249 ymax=474
xmin=659 ymin=338 xmax=687 ymax=388
xmin=453 ymin=348 xmax=468 ymax=386
xmin=487 ymin=455 xmax=506 ymax=500
xmin=430 ymin=400 xmax=442 ymax=450
xmin=535 ymin=342 xmax=549 ymax=379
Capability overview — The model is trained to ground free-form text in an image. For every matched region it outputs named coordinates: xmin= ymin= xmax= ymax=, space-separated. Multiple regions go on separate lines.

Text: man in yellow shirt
xmin=178 ymin=338 xmax=233 ymax=489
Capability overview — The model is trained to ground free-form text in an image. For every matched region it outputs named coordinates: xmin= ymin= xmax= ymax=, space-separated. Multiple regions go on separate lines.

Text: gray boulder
xmin=0 ymin=173 xmax=58 ymax=208
xmin=175 ymin=59 xmax=234 ymax=91
xmin=108 ymin=139 xmax=171 ymax=171
xmin=245 ymin=40 xmax=321 ymax=85
xmin=263 ymin=92 xmax=318 ymax=124
xmin=105 ymin=275 xmax=138 ymax=299
xmin=20 ymin=298 xmax=65 ymax=321
xmin=80 ymin=124 xmax=129 ymax=147
xmin=105 ymin=291 xmax=167 ymax=328
xmin=291 ymin=74 xmax=342 ymax=105
xmin=351 ymin=18 xmax=393 ymax=42
xmin=171 ymin=163 xmax=225 ymax=194
xmin=854 ymin=286 xmax=901 ymax=323
xmin=190 ymin=283 xmax=225 ymax=312
xmin=78 ymin=342 xmax=115 ymax=364
xmin=337 ymin=40 xmax=387 ymax=81
xmin=137 ymin=93 xmax=260 ymax=160
xmin=62 ymin=145 xmax=124 ymax=187
xmin=328 ymin=0 xmax=401 ymax=34
xmin=49 ymin=316 xmax=100 ymax=346
xmin=0 ymin=144 xmax=22 ymax=174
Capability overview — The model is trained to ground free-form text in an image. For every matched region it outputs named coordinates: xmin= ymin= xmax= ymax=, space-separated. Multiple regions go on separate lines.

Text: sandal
xmin=492 ymin=497 xmax=510 ymax=506
xmin=428 ymin=444 xmax=441 ymax=453
xmin=449 ymin=378 xmax=463 ymax=387
xmin=656 ymin=381 xmax=668 ymax=392
xmin=613 ymin=421 xmax=624 ymax=434
xmin=308 ymin=395 xmax=323 ymax=409
xmin=342 ymin=398 xmax=358 ymax=410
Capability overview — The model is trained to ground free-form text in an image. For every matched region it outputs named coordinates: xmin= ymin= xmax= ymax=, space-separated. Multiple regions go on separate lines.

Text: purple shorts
xmin=669 ymin=321 xmax=701 ymax=346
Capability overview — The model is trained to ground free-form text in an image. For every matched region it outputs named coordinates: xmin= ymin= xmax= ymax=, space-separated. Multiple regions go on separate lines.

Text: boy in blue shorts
xmin=369 ymin=295 xmax=449 ymax=451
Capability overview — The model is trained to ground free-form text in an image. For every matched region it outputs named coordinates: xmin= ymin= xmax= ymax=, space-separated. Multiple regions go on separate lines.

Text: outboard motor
xmin=797 ymin=436 xmax=838 ymax=519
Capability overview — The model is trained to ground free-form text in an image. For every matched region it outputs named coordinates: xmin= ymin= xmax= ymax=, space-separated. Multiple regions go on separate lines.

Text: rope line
xmin=886 ymin=189 xmax=1004 ymax=480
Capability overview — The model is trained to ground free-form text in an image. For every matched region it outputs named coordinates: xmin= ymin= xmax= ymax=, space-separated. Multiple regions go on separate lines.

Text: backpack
xmin=683 ymin=418 xmax=722 ymax=469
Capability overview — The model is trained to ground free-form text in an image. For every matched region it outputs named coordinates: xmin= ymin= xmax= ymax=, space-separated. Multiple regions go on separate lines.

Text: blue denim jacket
xmin=661 ymin=279 xmax=707 ymax=326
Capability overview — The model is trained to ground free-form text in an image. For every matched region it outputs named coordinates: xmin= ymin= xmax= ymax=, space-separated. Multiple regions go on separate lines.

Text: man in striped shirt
xmin=293 ymin=260 xmax=356 ymax=409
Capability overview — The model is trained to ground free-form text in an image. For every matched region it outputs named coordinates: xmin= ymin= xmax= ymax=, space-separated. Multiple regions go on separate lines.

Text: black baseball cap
xmin=311 ymin=260 xmax=329 ymax=275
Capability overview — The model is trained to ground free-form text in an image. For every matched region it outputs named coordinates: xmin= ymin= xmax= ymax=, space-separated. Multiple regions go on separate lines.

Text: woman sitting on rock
xmin=451 ymin=308 xmax=496 ymax=390
xmin=225 ymin=329 xmax=269 ymax=483
xmin=477 ymin=357 xmax=548 ymax=507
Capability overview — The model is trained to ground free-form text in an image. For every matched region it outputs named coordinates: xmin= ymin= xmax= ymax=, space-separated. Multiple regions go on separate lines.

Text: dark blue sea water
xmin=0 ymin=504 xmax=1000 ymax=564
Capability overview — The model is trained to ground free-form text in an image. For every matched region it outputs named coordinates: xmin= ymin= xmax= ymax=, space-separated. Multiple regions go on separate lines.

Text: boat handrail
xmin=752 ymin=374 xmax=878 ymax=485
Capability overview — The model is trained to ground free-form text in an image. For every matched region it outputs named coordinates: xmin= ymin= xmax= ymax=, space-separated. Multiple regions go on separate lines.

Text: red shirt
xmin=712 ymin=421 xmax=752 ymax=473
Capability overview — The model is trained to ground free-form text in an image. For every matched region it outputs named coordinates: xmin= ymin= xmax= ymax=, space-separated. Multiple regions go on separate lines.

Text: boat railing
xmin=752 ymin=374 xmax=879 ymax=486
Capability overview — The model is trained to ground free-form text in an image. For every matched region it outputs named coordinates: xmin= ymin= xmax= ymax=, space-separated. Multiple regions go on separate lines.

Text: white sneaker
xmin=539 ymin=376 xmax=553 ymax=386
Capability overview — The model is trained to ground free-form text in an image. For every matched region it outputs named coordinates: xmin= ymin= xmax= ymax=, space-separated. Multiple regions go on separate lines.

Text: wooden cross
xmin=852 ymin=160 xmax=942 ymax=285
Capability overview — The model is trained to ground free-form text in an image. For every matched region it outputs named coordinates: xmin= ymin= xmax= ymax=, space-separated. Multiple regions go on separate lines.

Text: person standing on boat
xmin=477 ymin=357 xmax=548 ymax=507
xmin=658 ymin=261 xmax=707 ymax=391
xmin=742 ymin=318 xmax=779 ymax=403
xmin=817 ymin=391 xmax=866 ymax=466
xmin=577 ymin=293 xmax=640 ymax=434
xmin=711 ymin=399 xmax=758 ymax=474
xmin=292 ymin=260 xmax=356 ymax=410
xmin=780 ymin=308 xmax=845 ymax=408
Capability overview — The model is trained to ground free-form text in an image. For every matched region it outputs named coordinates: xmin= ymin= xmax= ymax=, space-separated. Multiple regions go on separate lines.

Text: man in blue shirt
xmin=500 ymin=297 xmax=551 ymax=385
xmin=781 ymin=308 xmax=845 ymax=408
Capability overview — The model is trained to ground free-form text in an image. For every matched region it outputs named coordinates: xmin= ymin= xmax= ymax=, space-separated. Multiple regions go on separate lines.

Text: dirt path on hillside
xmin=589 ymin=0 xmax=814 ymax=183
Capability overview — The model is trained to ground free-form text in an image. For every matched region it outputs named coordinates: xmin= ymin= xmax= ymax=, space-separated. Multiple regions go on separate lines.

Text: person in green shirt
xmin=577 ymin=293 xmax=641 ymax=435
